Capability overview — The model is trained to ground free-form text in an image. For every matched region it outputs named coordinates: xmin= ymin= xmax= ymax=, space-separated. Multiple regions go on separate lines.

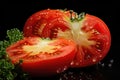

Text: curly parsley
xmin=0 ymin=28 xmax=30 ymax=80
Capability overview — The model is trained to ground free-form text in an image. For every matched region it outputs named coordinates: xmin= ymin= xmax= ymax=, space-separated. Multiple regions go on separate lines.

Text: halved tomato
xmin=6 ymin=37 xmax=77 ymax=76
xmin=53 ymin=13 xmax=111 ymax=67
xmin=69 ymin=14 xmax=111 ymax=67
xmin=33 ymin=11 xmax=111 ymax=67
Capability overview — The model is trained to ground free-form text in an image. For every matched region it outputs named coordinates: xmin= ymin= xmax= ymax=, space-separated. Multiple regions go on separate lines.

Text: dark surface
xmin=0 ymin=0 xmax=120 ymax=80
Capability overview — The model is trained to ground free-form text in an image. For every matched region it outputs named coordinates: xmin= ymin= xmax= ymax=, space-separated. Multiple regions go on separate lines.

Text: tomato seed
xmin=108 ymin=64 xmax=112 ymax=67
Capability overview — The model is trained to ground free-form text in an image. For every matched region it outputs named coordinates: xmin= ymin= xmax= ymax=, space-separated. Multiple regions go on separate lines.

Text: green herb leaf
xmin=6 ymin=28 xmax=23 ymax=44
xmin=0 ymin=28 xmax=29 ymax=80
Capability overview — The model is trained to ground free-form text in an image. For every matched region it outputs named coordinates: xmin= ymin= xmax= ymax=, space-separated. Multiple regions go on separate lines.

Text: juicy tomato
xmin=23 ymin=9 xmax=111 ymax=68
xmin=6 ymin=37 xmax=77 ymax=76
xmin=40 ymin=13 xmax=111 ymax=67
xmin=69 ymin=14 xmax=111 ymax=67
xmin=23 ymin=9 xmax=71 ymax=37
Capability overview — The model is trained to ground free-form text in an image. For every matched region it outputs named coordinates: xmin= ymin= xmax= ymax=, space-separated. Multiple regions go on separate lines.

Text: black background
xmin=0 ymin=0 xmax=120 ymax=80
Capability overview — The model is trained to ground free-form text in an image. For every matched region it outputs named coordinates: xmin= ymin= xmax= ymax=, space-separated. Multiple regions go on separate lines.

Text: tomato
xmin=6 ymin=37 xmax=77 ymax=76
xmin=32 ymin=10 xmax=111 ymax=67
xmin=53 ymin=13 xmax=111 ymax=67
xmin=23 ymin=9 xmax=71 ymax=37
xmin=69 ymin=14 xmax=111 ymax=67
xmin=23 ymin=9 xmax=111 ymax=68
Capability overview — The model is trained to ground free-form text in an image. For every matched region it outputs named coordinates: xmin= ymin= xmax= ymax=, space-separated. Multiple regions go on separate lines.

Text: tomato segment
xmin=23 ymin=9 xmax=71 ymax=37
xmin=6 ymin=37 xmax=77 ymax=76
xmin=41 ymin=18 xmax=71 ymax=39
xmin=70 ymin=14 xmax=111 ymax=67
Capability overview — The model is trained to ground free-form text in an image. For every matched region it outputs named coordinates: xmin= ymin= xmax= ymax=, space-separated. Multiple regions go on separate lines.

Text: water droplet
xmin=101 ymin=63 xmax=105 ymax=67
xmin=63 ymin=73 xmax=68 ymax=80
xmin=89 ymin=26 xmax=93 ymax=29
xmin=27 ymin=26 xmax=30 ymax=29
xmin=30 ymin=17 xmax=33 ymax=20
xmin=59 ymin=78 xmax=62 ymax=80
xmin=92 ymin=58 xmax=96 ymax=62
xmin=99 ymin=55 xmax=102 ymax=58
xmin=79 ymin=60 xmax=82 ymax=62
xmin=70 ymin=61 xmax=74 ymax=65
xmin=75 ymin=62 xmax=79 ymax=65
xmin=56 ymin=68 xmax=61 ymax=73
xmin=68 ymin=72 xmax=73 ymax=75
xmin=63 ymin=66 xmax=67 ymax=71
xmin=98 ymin=61 xmax=101 ymax=64
xmin=108 ymin=63 xmax=112 ymax=68
xmin=110 ymin=59 xmax=114 ymax=63
xmin=97 ymin=49 xmax=101 ymax=52
xmin=70 ymin=75 xmax=75 ymax=79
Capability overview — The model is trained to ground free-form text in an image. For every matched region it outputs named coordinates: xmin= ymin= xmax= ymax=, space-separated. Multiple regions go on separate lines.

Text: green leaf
xmin=6 ymin=28 xmax=23 ymax=44
xmin=0 ymin=28 xmax=29 ymax=80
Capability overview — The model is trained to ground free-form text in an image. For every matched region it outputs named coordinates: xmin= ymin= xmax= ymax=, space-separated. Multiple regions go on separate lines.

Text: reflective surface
xmin=30 ymin=58 xmax=118 ymax=80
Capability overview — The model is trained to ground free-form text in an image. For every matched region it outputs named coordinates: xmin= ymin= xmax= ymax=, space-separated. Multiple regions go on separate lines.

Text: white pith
xmin=57 ymin=20 xmax=96 ymax=47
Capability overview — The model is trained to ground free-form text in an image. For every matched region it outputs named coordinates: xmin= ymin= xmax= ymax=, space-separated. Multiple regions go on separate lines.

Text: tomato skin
xmin=6 ymin=37 xmax=77 ymax=76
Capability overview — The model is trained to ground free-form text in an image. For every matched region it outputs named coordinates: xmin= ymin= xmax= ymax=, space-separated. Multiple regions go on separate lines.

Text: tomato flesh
xmin=41 ymin=18 xmax=71 ymax=39
xmin=6 ymin=37 xmax=77 ymax=76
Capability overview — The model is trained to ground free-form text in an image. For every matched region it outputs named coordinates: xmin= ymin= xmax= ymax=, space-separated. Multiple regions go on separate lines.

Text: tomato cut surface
xmin=6 ymin=37 xmax=77 ymax=76
xmin=69 ymin=14 xmax=111 ymax=67
xmin=56 ymin=13 xmax=111 ymax=67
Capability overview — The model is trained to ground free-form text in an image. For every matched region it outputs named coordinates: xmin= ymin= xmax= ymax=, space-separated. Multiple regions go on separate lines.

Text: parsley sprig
xmin=0 ymin=28 xmax=30 ymax=80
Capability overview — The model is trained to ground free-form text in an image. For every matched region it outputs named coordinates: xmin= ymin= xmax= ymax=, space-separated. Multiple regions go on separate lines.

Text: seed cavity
xmin=23 ymin=39 xmax=61 ymax=55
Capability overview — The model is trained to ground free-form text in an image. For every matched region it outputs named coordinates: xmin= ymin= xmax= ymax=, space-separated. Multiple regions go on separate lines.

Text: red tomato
xmin=42 ymin=13 xmax=111 ymax=67
xmin=23 ymin=9 xmax=71 ymax=37
xmin=36 ymin=12 xmax=111 ymax=67
xmin=69 ymin=14 xmax=111 ymax=67
xmin=6 ymin=37 xmax=77 ymax=76
xmin=23 ymin=9 xmax=111 ymax=68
